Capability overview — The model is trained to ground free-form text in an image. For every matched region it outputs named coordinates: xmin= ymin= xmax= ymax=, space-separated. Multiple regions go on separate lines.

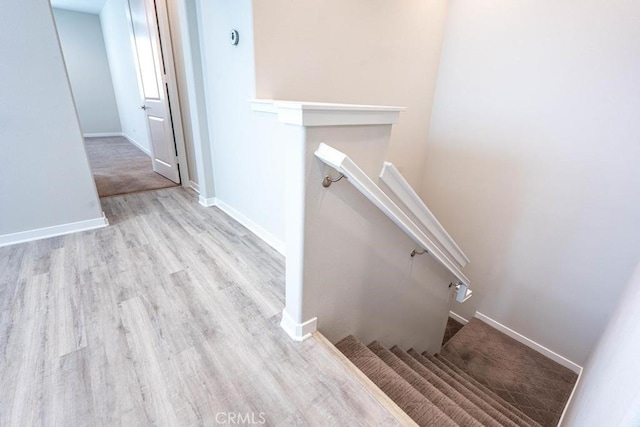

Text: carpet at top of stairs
xmin=85 ymin=136 xmax=178 ymax=198
xmin=440 ymin=318 xmax=578 ymax=427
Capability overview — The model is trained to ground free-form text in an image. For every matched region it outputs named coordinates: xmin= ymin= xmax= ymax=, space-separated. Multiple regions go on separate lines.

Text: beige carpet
xmin=440 ymin=318 xmax=578 ymax=426
xmin=337 ymin=335 xmax=538 ymax=426
xmin=336 ymin=336 xmax=457 ymax=426
xmin=85 ymin=136 xmax=178 ymax=197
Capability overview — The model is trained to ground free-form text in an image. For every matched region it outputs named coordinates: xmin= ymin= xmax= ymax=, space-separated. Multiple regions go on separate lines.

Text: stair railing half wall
xmin=314 ymin=143 xmax=472 ymax=297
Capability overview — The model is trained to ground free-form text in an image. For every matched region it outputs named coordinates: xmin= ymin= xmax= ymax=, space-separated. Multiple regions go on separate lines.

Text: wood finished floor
xmin=0 ymin=188 xmax=398 ymax=426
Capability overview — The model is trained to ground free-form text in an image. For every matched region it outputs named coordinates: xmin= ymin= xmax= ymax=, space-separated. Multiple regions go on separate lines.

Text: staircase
xmin=337 ymin=336 xmax=540 ymax=427
xmin=336 ymin=318 xmax=578 ymax=427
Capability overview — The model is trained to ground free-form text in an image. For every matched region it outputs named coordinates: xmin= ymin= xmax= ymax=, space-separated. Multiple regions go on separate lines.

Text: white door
xmin=128 ymin=0 xmax=180 ymax=183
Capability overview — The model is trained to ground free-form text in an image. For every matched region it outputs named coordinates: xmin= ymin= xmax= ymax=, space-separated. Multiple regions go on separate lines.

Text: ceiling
xmin=50 ymin=0 xmax=107 ymax=14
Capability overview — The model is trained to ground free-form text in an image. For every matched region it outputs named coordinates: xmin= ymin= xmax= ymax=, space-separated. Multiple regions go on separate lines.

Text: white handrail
xmin=314 ymin=143 xmax=471 ymax=287
xmin=379 ymin=162 xmax=470 ymax=270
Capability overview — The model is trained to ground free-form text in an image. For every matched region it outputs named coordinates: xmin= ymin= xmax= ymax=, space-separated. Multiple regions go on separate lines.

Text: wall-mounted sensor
xmin=230 ymin=29 xmax=239 ymax=45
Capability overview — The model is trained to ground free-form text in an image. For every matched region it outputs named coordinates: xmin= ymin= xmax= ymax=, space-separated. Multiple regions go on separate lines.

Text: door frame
xmin=125 ymin=0 xmax=190 ymax=187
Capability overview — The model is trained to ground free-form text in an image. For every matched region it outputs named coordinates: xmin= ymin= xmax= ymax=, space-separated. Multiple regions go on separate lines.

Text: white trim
xmin=557 ymin=368 xmax=583 ymax=426
xmin=314 ymin=143 xmax=470 ymax=287
xmin=198 ymin=195 xmax=217 ymax=208
xmin=250 ymin=99 xmax=278 ymax=114
xmin=280 ymin=309 xmax=317 ymax=342
xmin=121 ymin=133 xmax=151 ymax=156
xmin=449 ymin=311 xmax=469 ymax=324
xmin=250 ymin=99 xmax=406 ymax=127
xmin=0 ymin=214 xmax=109 ymax=248
xmin=475 ymin=312 xmax=583 ymax=374
xmin=175 ymin=0 xmax=214 ymax=199
xmin=214 ymin=199 xmax=286 ymax=256
xmin=83 ymin=132 xmax=122 ymax=138
xmin=380 ymin=162 xmax=470 ymax=269
xmin=190 ymin=180 xmax=200 ymax=194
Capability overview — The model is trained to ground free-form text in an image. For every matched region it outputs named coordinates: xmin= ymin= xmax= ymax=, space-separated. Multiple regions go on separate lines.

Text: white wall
xmin=0 ymin=0 xmax=103 ymax=238
xmin=562 ymin=260 xmax=640 ymax=426
xmin=300 ymin=125 xmax=455 ymax=353
xmin=100 ymin=0 xmax=151 ymax=151
xmin=196 ymin=0 xmax=285 ymax=245
xmin=251 ymin=0 xmax=449 ymax=190
xmin=422 ymin=0 xmax=640 ymax=364
xmin=193 ymin=0 xmax=452 ymax=252
xmin=53 ymin=8 xmax=121 ymax=135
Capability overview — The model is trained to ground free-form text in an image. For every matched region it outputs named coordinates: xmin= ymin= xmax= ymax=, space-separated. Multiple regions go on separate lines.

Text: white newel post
xmin=251 ymin=100 xmax=405 ymax=342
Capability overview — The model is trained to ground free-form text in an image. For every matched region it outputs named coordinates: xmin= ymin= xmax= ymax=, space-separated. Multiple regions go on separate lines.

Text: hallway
xmin=85 ymin=136 xmax=178 ymax=197
xmin=0 ymin=188 xmax=396 ymax=425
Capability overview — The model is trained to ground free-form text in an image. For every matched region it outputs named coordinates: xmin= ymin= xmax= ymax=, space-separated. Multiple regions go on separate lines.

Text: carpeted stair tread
xmin=367 ymin=342 xmax=485 ymax=427
xmin=435 ymin=354 xmax=540 ymax=425
xmin=423 ymin=352 xmax=540 ymax=427
xmin=390 ymin=346 xmax=517 ymax=427
xmin=432 ymin=354 xmax=541 ymax=426
xmin=335 ymin=336 xmax=457 ymax=426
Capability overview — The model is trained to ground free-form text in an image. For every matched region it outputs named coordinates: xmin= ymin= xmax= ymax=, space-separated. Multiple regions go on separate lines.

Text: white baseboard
xmin=557 ymin=366 xmax=583 ymax=426
xmin=83 ymin=132 xmax=121 ymax=138
xmin=213 ymin=199 xmax=286 ymax=256
xmin=120 ymin=134 xmax=151 ymax=156
xmin=280 ymin=309 xmax=317 ymax=342
xmin=190 ymin=180 xmax=200 ymax=194
xmin=449 ymin=311 xmax=469 ymax=324
xmin=475 ymin=312 xmax=582 ymax=374
xmin=198 ymin=195 xmax=217 ymax=208
xmin=0 ymin=214 xmax=109 ymax=248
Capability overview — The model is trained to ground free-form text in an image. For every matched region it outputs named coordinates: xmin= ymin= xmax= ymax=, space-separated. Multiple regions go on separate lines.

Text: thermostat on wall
xmin=230 ymin=29 xmax=239 ymax=45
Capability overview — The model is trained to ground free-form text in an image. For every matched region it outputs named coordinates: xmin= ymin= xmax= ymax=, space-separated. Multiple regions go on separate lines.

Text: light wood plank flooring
xmin=0 ymin=188 xmax=398 ymax=426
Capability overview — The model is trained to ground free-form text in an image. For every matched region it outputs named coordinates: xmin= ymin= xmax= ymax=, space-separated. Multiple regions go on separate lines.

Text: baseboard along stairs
xmin=336 ymin=318 xmax=578 ymax=427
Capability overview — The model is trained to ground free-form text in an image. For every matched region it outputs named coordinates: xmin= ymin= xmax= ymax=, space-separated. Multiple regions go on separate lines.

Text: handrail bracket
xmin=411 ymin=249 xmax=428 ymax=257
xmin=322 ymin=173 xmax=345 ymax=188
xmin=449 ymin=281 xmax=473 ymax=303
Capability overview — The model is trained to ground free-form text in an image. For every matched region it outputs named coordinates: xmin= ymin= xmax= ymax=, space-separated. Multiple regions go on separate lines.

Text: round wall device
xmin=230 ymin=29 xmax=239 ymax=46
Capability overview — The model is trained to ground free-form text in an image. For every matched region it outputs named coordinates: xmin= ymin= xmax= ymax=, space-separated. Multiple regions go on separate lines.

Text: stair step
xmin=367 ymin=341 xmax=486 ymax=427
xmin=335 ymin=336 xmax=457 ymax=427
xmin=390 ymin=346 xmax=518 ymax=427
xmin=435 ymin=354 xmax=538 ymax=422
xmin=424 ymin=352 xmax=540 ymax=427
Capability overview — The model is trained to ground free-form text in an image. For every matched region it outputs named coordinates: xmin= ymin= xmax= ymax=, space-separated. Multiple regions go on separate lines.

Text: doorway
xmin=51 ymin=0 xmax=188 ymax=198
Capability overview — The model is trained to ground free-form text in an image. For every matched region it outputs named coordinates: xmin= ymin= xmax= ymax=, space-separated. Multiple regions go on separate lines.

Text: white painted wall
xmin=196 ymin=0 xmax=285 ymax=245
xmin=193 ymin=0 xmax=452 ymax=252
xmin=251 ymin=0 xmax=449 ymax=190
xmin=0 ymin=0 xmax=103 ymax=238
xmin=422 ymin=0 xmax=640 ymax=364
xmin=562 ymin=260 xmax=640 ymax=426
xmin=53 ymin=8 xmax=121 ymax=135
xmin=301 ymin=125 xmax=455 ymax=353
xmin=51 ymin=0 xmax=107 ymax=15
xmin=100 ymin=0 xmax=150 ymax=151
